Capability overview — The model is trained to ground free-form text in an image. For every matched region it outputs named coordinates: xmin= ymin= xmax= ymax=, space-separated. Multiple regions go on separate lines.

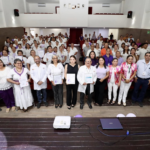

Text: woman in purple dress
xmin=0 ymin=59 xmax=15 ymax=113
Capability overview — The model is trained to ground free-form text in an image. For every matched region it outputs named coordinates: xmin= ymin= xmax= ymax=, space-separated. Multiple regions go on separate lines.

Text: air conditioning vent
xmin=38 ymin=3 xmax=46 ymax=7
xmin=102 ymin=3 xmax=110 ymax=7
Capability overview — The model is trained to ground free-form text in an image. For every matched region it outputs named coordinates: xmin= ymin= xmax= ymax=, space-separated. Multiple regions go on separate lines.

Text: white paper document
xmin=84 ymin=73 xmax=93 ymax=83
xmin=19 ymin=76 xmax=29 ymax=88
xmin=53 ymin=75 xmax=62 ymax=85
xmin=38 ymin=50 xmax=44 ymax=58
xmin=67 ymin=74 xmax=75 ymax=84
xmin=1 ymin=57 xmax=9 ymax=65
xmin=15 ymin=56 xmax=23 ymax=60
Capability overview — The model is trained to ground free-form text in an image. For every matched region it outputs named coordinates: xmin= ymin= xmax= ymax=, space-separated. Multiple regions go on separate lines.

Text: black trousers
xmin=80 ymin=84 xmax=91 ymax=105
xmin=66 ymin=84 xmax=78 ymax=106
xmin=95 ymin=79 xmax=106 ymax=105
xmin=51 ymin=84 xmax=63 ymax=105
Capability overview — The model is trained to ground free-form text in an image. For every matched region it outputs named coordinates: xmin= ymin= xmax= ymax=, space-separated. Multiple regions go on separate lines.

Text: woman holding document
xmin=7 ymin=59 xmax=33 ymax=112
xmin=95 ymin=57 xmax=109 ymax=106
xmin=65 ymin=55 xmax=80 ymax=109
xmin=47 ymin=55 xmax=64 ymax=108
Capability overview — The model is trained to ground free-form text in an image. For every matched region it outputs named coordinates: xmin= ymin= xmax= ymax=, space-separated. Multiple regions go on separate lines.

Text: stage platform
xmin=0 ymin=117 xmax=150 ymax=149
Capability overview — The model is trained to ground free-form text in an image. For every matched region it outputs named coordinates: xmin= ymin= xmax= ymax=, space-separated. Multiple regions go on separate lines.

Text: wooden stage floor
xmin=0 ymin=117 xmax=150 ymax=150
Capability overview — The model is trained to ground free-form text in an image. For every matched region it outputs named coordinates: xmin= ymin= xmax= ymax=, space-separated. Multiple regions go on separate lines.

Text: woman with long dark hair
xmin=65 ymin=55 xmax=80 ymax=109
xmin=118 ymin=55 xmax=137 ymax=106
xmin=121 ymin=45 xmax=129 ymax=62
xmin=89 ymin=51 xmax=98 ymax=66
xmin=107 ymin=58 xmax=121 ymax=105
xmin=95 ymin=56 xmax=109 ymax=106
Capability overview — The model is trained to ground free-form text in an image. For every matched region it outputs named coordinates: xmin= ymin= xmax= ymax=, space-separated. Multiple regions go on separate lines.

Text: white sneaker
xmin=123 ymin=103 xmax=126 ymax=106
xmin=118 ymin=102 xmax=121 ymax=105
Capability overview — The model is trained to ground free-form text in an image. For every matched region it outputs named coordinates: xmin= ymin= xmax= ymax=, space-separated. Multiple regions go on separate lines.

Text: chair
xmin=116 ymin=114 xmax=126 ymax=117
xmin=126 ymin=113 xmax=136 ymax=117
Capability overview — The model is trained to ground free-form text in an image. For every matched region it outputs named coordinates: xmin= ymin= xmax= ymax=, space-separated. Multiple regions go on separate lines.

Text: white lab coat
xmin=30 ymin=63 xmax=47 ymax=90
xmin=77 ymin=65 xmax=97 ymax=94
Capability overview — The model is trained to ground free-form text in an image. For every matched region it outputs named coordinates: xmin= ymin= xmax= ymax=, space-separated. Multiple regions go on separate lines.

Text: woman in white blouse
xmin=0 ymin=59 xmax=15 ymax=113
xmin=121 ymin=45 xmax=129 ymax=62
xmin=25 ymin=43 xmax=32 ymax=58
xmin=27 ymin=50 xmax=36 ymax=70
xmin=47 ymin=55 xmax=64 ymax=108
xmin=112 ymin=44 xmax=119 ymax=58
xmin=95 ymin=43 xmax=101 ymax=56
xmin=7 ymin=59 xmax=33 ymax=112
xmin=43 ymin=46 xmax=53 ymax=67
xmin=130 ymin=48 xmax=138 ymax=63
xmin=1 ymin=50 xmax=13 ymax=68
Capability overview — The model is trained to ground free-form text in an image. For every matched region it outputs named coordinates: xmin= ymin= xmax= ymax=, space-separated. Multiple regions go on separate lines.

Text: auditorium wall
xmin=0 ymin=27 xmax=24 ymax=51
xmin=118 ymin=28 xmax=150 ymax=43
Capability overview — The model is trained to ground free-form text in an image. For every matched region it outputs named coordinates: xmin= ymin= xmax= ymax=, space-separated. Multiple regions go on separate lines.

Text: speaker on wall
xmin=127 ymin=11 xmax=132 ymax=18
xmin=14 ymin=9 xmax=19 ymax=16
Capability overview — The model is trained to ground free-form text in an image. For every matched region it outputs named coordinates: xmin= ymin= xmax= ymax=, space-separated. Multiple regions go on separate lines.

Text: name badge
xmin=142 ymin=72 xmax=147 ymax=76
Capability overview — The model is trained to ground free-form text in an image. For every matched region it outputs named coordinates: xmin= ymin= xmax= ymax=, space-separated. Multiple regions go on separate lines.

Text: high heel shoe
xmin=67 ymin=106 xmax=71 ymax=110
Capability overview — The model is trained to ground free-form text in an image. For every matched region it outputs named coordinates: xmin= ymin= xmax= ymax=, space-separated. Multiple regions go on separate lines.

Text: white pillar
xmin=120 ymin=0 xmax=125 ymax=13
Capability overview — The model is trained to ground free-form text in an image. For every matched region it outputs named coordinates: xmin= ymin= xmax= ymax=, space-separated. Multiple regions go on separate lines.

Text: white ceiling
xmin=26 ymin=0 xmax=124 ymax=4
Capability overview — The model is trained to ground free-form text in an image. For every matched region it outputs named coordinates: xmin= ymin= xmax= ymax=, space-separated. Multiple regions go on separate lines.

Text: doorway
xmin=69 ymin=28 xmax=83 ymax=44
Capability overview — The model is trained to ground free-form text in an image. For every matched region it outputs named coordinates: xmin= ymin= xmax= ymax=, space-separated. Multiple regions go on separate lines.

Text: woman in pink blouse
xmin=107 ymin=58 xmax=121 ymax=105
xmin=118 ymin=55 xmax=137 ymax=106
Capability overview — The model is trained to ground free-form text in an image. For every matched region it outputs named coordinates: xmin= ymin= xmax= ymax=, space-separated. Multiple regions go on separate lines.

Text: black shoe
xmin=55 ymin=105 xmax=58 ymax=108
xmin=0 ymin=108 xmax=2 ymax=111
xmin=88 ymin=104 xmax=92 ymax=109
xmin=37 ymin=103 xmax=41 ymax=109
xmin=59 ymin=105 xmax=62 ymax=108
xmin=139 ymin=102 xmax=143 ymax=107
xmin=44 ymin=102 xmax=48 ymax=107
xmin=80 ymin=105 xmax=83 ymax=109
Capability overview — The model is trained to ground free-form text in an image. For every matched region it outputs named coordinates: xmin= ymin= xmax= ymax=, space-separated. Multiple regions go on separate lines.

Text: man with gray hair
xmin=77 ymin=58 xmax=97 ymax=109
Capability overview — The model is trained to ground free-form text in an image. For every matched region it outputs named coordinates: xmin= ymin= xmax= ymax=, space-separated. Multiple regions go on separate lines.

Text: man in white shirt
xmin=77 ymin=58 xmax=97 ymax=109
xmin=70 ymin=43 xmax=78 ymax=56
xmin=97 ymin=36 xmax=103 ymax=49
xmin=27 ymin=36 xmax=33 ymax=46
xmin=117 ymin=35 xmax=125 ymax=48
xmin=62 ymin=35 xmax=67 ymax=47
xmin=30 ymin=56 xmax=48 ymax=109
xmin=35 ymin=34 xmax=39 ymax=42
xmin=86 ymin=44 xmax=99 ymax=57
xmin=57 ymin=46 xmax=67 ymax=65
xmin=82 ymin=40 xmax=87 ymax=50
xmin=138 ymin=43 xmax=149 ymax=60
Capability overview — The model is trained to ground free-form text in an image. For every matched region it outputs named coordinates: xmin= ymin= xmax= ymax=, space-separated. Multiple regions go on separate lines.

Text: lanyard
xmin=126 ymin=63 xmax=131 ymax=73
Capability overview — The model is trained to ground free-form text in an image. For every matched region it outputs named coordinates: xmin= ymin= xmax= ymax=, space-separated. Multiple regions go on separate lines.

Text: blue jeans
xmin=132 ymin=78 xmax=149 ymax=102
xmin=36 ymin=89 xmax=47 ymax=103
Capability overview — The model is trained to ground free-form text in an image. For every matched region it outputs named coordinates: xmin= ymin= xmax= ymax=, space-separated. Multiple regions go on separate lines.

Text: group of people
xmin=0 ymin=31 xmax=150 ymax=113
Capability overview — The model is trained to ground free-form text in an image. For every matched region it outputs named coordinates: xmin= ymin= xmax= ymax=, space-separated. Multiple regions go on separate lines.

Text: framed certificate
xmin=67 ymin=74 xmax=75 ymax=84
xmin=53 ymin=75 xmax=62 ymax=85
xmin=1 ymin=57 xmax=9 ymax=65
xmin=38 ymin=50 xmax=44 ymax=58
xmin=84 ymin=73 xmax=93 ymax=83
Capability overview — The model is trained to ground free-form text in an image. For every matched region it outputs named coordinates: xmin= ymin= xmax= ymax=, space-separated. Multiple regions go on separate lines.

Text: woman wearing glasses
xmin=47 ymin=55 xmax=64 ymax=108
xmin=7 ymin=59 xmax=33 ymax=112
xmin=118 ymin=55 xmax=137 ymax=106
